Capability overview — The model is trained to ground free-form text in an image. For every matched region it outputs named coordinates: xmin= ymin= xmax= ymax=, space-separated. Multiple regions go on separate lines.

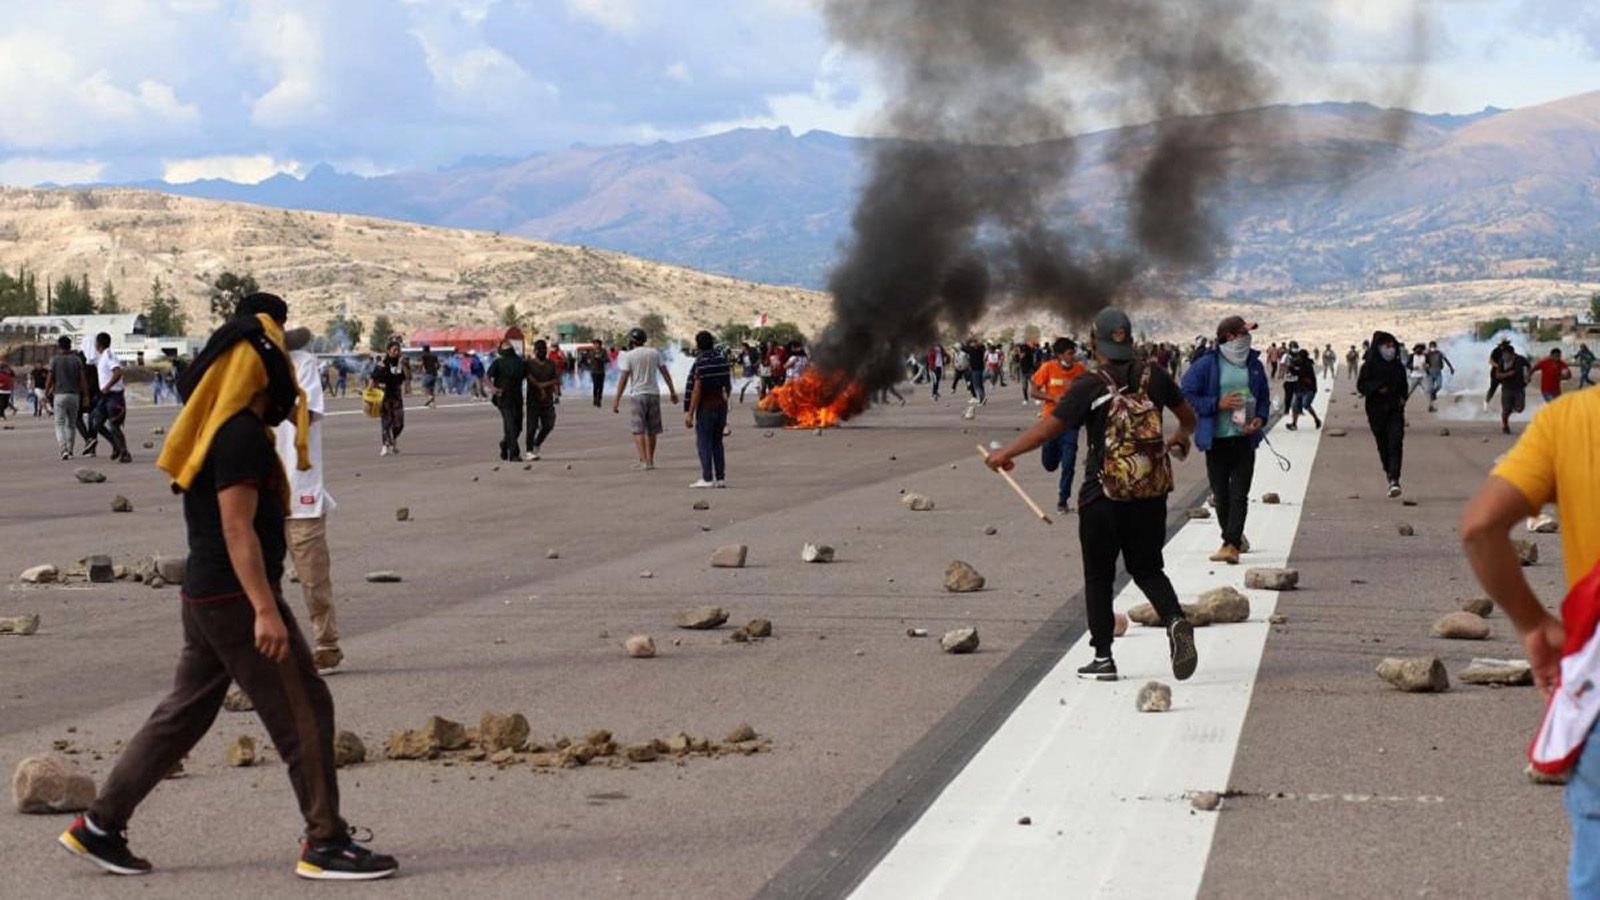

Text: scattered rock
xmin=1529 ymin=515 xmax=1559 ymax=534
xmin=1186 ymin=507 xmax=1211 ymax=520
xmin=639 ymin=571 xmax=654 ymax=579
xmin=1195 ymin=586 xmax=1251 ymax=624
xmin=1461 ymin=658 xmax=1534 ymax=686
xmin=1261 ymin=493 xmax=1281 ymax=505
xmin=1190 ymin=791 xmax=1222 ymax=812
xmin=142 ymin=441 xmax=155 ymax=450
xmin=489 ymin=748 xmax=517 ymax=765
xmin=725 ymin=723 xmax=757 ymax=743
xmin=1438 ymin=427 xmax=1451 ymax=437
xmin=943 ymin=560 xmax=986 ymax=593
xmin=226 ymin=735 xmax=256 ymax=767
xmin=1402 ymin=499 xmax=1418 ymax=507
xmin=801 ymin=543 xmax=835 ymax=563
xmin=73 ymin=468 xmax=106 ymax=484
xmin=11 ymin=754 xmax=96 ymax=813
xmin=940 ymin=627 xmax=980 ymax=654
xmin=223 ymin=688 xmax=254 ymax=712
xmin=710 ymin=544 xmax=748 ymax=568
xmin=623 ymin=743 xmax=659 ymax=763
xmin=147 ymin=575 xmax=166 ymax=589
xmin=155 ymin=556 xmax=186 ymax=584
xmin=1459 ymin=597 xmax=1495 ymax=617
xmin=1017 ymin=815 xmax=1032 ymax=825
xmin=693 ymin=500 xmax=711 ymax=511
xmin=1244 ymin=568 xmax=1299 ymax=591
xmin=743 ymin=619 xmax=773 ymax=638
xmin=385 ymin=729 xmax=439 ymax=760
xmin=1269 ymin=613 xmax=1288 ymax=625
xmin=1376 ymin=656 xmax=1450 ymax=692
xmin=87 ymin=555 xmax=115 ymax=584
xmin=1127 ymin=603 xmax=1162 ymax=627
xmin=1397 ymin=522 xmax=1415 ymax=537
xmin=624 ymin=635 xmax=657 ymax=658
xmin=0 ymin=614 xmax=40 ymax=635
xmin=585 ymin=729 xmax=613 ymax=747
xmin=20 ymin=564 xmax=58 ymax=584
xmin=477 ymin=711 xmax=530 ymax=752
xmin=983 ymin=525 xmax=998 ymax=535
xmin=1432 ymin=611 xmax=1491 ymax=640
xmin=674 ymin=606 xmax=729 ymax=630
xmin=423 ymin=716 xmax=469 ymax=751
xmin=395 ymin=507 xmax=410 ymax=521
xmin=1326 ymin=428 xmax=1348 ymax=437
xmin=1525 ymin=763 xmax=1568 ymax=786
xmin=961 ymin=405 xmax=976 ymax=421
xmin=1513 ymin=540 xmax=1539 ymax=566
xmin=1136 ymin=681 xmax=1172 ymax=712
xmin=544 ymin=549 xmax=560 ymax=560
xmin=151 ymin=426 xmax=165 ymax=435
xmin=1113 ymin=613 xmax=1128 ymax=637
xmin=901 ymin=493 xmax=935 ymax=511
xmin=365 ymin=571 xmax=403 ymax=583
xmin=906 ymin=628 xmax=928 ymax=638
xmin=110 ymin=495 xmax=133 ymax=513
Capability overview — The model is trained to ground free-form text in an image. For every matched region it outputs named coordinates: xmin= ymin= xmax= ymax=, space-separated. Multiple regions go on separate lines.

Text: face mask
xmin=1379 ymin=346 xmax=1397 ymax=362
xmin=1220 ymin=336 xmax=1251 ymax=365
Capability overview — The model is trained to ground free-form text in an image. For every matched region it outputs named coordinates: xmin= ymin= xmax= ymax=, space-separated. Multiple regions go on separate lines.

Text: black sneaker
xmin=58 ymin=814 xmax=152 ymax=876
xmin=82 ymin=438 xmax=98 ymax=457
xmin=297 ymin=834 xmax=399 ymax=881
xmin=117 ymin=450 xmax=133 ymax=464
xmin=1388 ymin=482 xmax=1402 ymax=499
xmin=1168 ymin=619 xmax=1198 ymax=681
xmin=1076 ymin=657 xmax=1118 ymax=681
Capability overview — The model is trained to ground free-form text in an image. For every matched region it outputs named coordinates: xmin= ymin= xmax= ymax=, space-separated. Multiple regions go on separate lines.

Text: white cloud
xmin=564 ymin=0 xmax=638 ymax=35
xmin=0 ymin=157 xmax=107 ymax=187
xmin=412 ymin=25 xmax=558 ymax=114
xmin=162 ymin=154 xmax=305 ymax=183
xmin=664 ymin=61 xmax=693 ymax=84
xmin=244 ymin=8 xmax=328 ymax=128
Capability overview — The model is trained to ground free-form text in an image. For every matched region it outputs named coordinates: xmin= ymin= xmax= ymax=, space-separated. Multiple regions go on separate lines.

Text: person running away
xmin=1357 ymin=330 xmax=1409 ymax=498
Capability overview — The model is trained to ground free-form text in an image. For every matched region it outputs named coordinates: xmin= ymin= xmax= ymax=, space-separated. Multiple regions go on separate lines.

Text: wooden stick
xmin=977 ymin=445 xmax=1053 ymax=525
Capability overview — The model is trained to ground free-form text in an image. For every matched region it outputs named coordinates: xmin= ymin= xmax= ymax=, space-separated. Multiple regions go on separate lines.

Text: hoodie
xmin=1357 ymin=330 xmax=1408 ymax=411
xmin=1180 ymin=347 xmax=1271 ymax=452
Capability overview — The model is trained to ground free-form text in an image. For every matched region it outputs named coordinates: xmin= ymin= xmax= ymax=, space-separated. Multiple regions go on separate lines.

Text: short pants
xmin=629 ymin=395 xmax=663 ymax=435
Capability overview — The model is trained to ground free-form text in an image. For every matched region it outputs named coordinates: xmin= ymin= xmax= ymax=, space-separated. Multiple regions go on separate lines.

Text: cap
xmin=1093 ymin=308 xmax=1135 ymax=362
xmin=1216 ymin=315 xmax=1258 ymax=339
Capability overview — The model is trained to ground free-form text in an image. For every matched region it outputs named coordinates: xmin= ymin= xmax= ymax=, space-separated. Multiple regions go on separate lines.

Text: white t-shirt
xmin=787 ymin=354 xmax=809 ymax=378
xmin=619 ymin=347 xmax=662 ymax=396
xmin=275 ymin=349 xmax=335 ymax=520
xmin=95 ymin=349 xmax=124 ymax=393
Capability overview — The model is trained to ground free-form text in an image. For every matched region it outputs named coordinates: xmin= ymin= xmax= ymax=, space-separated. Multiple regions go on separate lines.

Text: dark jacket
xmin=1357 ymin=330 xmax=1408 ymax=411
xmin=1181 ymin=348 xmax=1271 ymax=452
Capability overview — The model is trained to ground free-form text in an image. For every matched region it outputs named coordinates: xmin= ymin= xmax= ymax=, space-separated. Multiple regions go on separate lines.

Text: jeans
xmin=1426 ymin=371 xmax=1443 ymax=401
xmin=969 ymin=370 xmax=986 ymax=402
xmin=930 ymin=367 xmax=942 ymax=397
xmin=526 ymin=402 xmax=556 ymax=450
xmin=1040 ymin=427 xmax=1080 ymax=507
xmin=695 ymin=405 xmax=728 ymax=482
xmin=90 ymin=393 xmax=127 ymax=456
xmin=1078 ymin=495 xmax=1186 ymax=657
xmin=1205 ymin=436 xmax=1255 ymax=548
xmin=1365 ymin=401 xmax=1405 ymax=483
xmin=1568 ymin=720 xmax=1600 ymax=898
xmin=53 ymin=393 xmax=80 ymax=455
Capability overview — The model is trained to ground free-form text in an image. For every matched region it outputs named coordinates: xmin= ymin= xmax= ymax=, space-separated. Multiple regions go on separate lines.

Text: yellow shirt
xmin=1493 ymin=389 xmax=1600 ymax=587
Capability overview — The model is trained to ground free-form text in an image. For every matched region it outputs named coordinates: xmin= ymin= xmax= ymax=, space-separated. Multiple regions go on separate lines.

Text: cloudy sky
xmin=0 ymin=0 xmax=1595 ymax=186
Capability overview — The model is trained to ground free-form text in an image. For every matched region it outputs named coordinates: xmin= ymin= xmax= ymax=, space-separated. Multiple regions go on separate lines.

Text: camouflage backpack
xmin=1095 ymin=365 xmax=1173 ymax=501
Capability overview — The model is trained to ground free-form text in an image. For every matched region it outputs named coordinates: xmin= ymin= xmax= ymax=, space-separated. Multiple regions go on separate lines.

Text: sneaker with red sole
xmin=58 ymin=814 xmax=152 ymax=876
xmin=296 ymin=833 xmax=399 ymax=881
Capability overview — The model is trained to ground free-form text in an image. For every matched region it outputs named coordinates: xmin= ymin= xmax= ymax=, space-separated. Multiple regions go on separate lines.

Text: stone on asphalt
xmin=424 ymin=715 xmax=470 ymax=751
xmin=142 ymin=441 xmax=155 ymax=450
xmin=155 ymin=556 xmax=186 ymax=584
xmin=226 ymin=735 xmax=256 ymax=767
xmin=73 ymin=468 xmax=106 ymax=484
xmin=624 ymin=635 xmax=657 ymax=658
xmin=110 ymin=495 xmax=133 ymax=513
xmin=1376 ymin=657 xmax=1450 ymax=692
xmin=1186 ymin=507 xmax=1211 ymax=519
xmin=1397 ymin=522 xmax=1415 ymax=537
xmin=801 ymin=543 xmax=834 ymax=563
xmin=545 ymin=549 xmax=560 ymax=559
xmin=1245 ymin=568 xmax=1299 ymax=591
xmin=983 ymin=525 xmax=998 ymax=535
xmin=1191 ymin=791 xmax=1222 ymax=811
xmin=87 ymin=555 xmax=115 ymax=583
xmin=1513 ymin=540 xmax=1538 ymax=566
xmin=1438 ymin=427 xmax=1451 ymax=436
xmin=1459 ymin=597 xmax=1495 ymax=617
xmin=1195 ymin=586 xmax=1251 ymax=624
xmin=1529 ymin=515 xmax=1559 ymax=534
xmin=1136 ymin=681 xmax=1172 ymax=712
xmin=1432 ymin=611 xmax=1491 ymax=640
xmin=692 ymin=500 xmax=711 ymax=512
xmin=1461 ymin=658 xmax=1534 ymax=686
xmin=365 ymin=571 xmax=403 ymax=583
xmin=385 ymin=729 xmax=438 ymax=760
xmin=0 ymin=613 xmax=40 ymax=635
xmin=901 ymin=493 xmax=935 ymax=511
xmin=675 ymin=606 xmax=729 ymax=630
xmin=1261 ymin=493 xmax=1280 ymax=505
xmin=961 ymin=405 xmax=976 ymax=420
xmin=623 ymin=744 xmax=659 ymax=763
xmin=11 ymin=754 xmax=96 ymax=813
xmin=710 ymin=544 xmax=748 ymax=568
xmin=940 ymin=627 xmax=980 ymax=654
xmin=1269 ymin=613 xmax=1288 ymax=625
xmin=1326 ymin=428 xmax=1348 ymax=437
xmin=943 ymin=560 xmax=985 ymax=593
xmin=743 ymin=619 xmax=773 ymax=638
xmin=20 ymin=564 xmax=58 ymax=584
xmin=1127 ymin=603 xmax=1162 ymax=627
xmin=395 ymin=507 xmax=409 ymax=521
xmin=725 ymin=723 xmax=757 ymax=743
xmin=223 ymin=687 xmax=254 ymax=712
xmin=478 ymin=711 xmax=530 ymax=752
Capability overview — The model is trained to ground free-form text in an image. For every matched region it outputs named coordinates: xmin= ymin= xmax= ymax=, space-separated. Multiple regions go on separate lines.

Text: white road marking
xmin=851 ymin=392 xmax=1332 ymax=900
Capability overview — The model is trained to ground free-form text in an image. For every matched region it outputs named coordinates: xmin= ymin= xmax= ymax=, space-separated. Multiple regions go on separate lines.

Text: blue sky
xmin=0 ymin=0 xmax=1595 ymax=186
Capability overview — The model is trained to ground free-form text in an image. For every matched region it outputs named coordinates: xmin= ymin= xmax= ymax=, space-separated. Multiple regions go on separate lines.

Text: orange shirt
xmin=1031 ymin=359 xmax=1085 ymax=417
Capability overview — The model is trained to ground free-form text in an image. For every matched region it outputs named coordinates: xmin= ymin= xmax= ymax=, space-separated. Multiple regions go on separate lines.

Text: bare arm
xmin=659 ymin=365 xmax=678 ymax=403
xmin=1460 ymin=476 xmax=1564 ymax=693
xmin=612 ymin=371 xmax=631 ymax=413
xmin=218 ymin=484 xmax=289 ymax=663
xmin=985 ymin=414 xmax=1068 ymax=471
xmin=685 ymin=376 xmax=703 ymax=428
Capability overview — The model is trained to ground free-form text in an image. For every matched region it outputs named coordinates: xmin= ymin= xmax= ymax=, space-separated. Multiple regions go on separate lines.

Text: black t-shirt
xmin=1051 ymin=361 xmax=1186 ymax=506
xmin=525 ymin=358 xmax=559 ymax=407
xmin=181 ymin=411 xmax=286 ymax=600
xmin=372 ymin=358 xmax=406 ymax=399
xmin=420 ymin=351 xmax=439 ymax=375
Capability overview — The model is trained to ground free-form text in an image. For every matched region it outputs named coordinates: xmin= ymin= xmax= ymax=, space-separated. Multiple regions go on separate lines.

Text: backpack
xmin=1095 ymin=365 xmax=1173 ymax=501
xmin=953 ymin=350 xmax=970 ymax=372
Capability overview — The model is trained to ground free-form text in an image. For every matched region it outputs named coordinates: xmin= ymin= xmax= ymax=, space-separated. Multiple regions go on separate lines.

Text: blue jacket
xmin=1181 ymin=348 xmax=1272 ymax=452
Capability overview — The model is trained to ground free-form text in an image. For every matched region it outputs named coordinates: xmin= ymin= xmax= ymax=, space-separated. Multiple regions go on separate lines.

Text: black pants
xmin=91 ymin=592 xmax=346 ymax=841
xmin=526 ymin=402 xmax=555 ymax=451
xmin=497 ymin=394 xmax=523 ymax=459
xmin=591 ymin=374 xmax=604 ymax=407
xmin=1365 ymin=400 xmax=1405 ymax=482
xmin=1079 ymin=495 xmax=1186 ymax=657
xmin=89 ymin=393 xmax=127 ymax=456
xmin=1205 ymin=437 xmax=1255 ymax=548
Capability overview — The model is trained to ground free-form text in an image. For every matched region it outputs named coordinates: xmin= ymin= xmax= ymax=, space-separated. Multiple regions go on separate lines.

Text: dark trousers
xmin=91 ymin=593 xmax=346 ymax=841
xmin=89 ymin=393 xmax=127 ymax=455
xmin=695 ymin=405 xmax=728 ymax=481
xmin=930 ymin=367 xmax=942 ymax=397
xmin=1040 ymin=426 xmax=1080 ymax=507
xmin=591 ymin=375 xmax=604 ymax=407
xmin=1365 ymin=401 xmax=1405 ymax=482
xmin=1205 ymin=436 xmax=1255 ymax=548
xmin=526 ymin=402 xmax=555 ymax=450
xmin=1079 ymin=496 xmax=1185 ymax=657
xmin=497 ymin=394 xmax=523 ymax=459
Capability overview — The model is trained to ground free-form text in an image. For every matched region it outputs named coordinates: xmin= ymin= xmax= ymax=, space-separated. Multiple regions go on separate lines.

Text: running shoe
xmin=529 ymin=450 xmax=540 ymax=461
xmin=1076 ymin=657 xmax=1118 ymax=681
xmin=714 ymin=480 xmax=726 ymax=489
xmin=380 ymin=445 xmax=390 ymax=457
xmin=60 ymin=450 xmax=71 ymax=461
xmin=118 ymin=450 xmax=132 ymax=464
xmin=82 ymin=438 xmax=98 ymax=457
xmin=1168 ymin=619 xmax=1198 ymax=681
xmin=1388 ymin=482 xmax=1402 ymax=498
xmin=58 ymin=815 xmax=152 ymax=876
xmin=689 ymin=479 xmax=715 ymax=489
xmin=296 ymin=834 xmax=398 ymax=881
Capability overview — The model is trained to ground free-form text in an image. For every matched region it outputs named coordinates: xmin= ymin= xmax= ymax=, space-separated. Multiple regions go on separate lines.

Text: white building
xmin=0 ymin=313 xmax=202 ymax=362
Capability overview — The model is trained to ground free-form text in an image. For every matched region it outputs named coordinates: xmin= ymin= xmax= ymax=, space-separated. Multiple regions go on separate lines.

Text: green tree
xmin=98 ymin=281 xmax=120 ymax=314
xmin=206 ymin=271 xmax=259 ymax=322
xmin=501 ymin=303 xmax=521 ymax=328
xmin=0 ymin=266 xmax=39 ymax=318
xmin=716 ymin=319 xmax=753 ymax=346
xmin=1476 ymin=317 xmax=1514 ymax=341
xmin=638 ymin=312 xmax=669 ymax=347
xmin=1590 ymin=291 xmax=1600 ymax=324
xmin=324 ymin=313 xmax=363 ymax=350
xmin=369 ymin=315 xmax=395 ymax=351
xmin=144 ymin=277 xmax=188 ymax=336
xmin=752 ymin=320 xmax=806 ymax=346
xmin=53 ymin=274 xmax=94 ymax=315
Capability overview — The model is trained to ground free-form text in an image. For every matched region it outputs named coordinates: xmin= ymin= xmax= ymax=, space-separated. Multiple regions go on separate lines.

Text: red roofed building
xmin=408 ymin=326 xmax=525 ymax=354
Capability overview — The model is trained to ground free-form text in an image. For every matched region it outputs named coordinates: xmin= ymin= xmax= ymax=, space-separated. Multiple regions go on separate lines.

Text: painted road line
xmin=850 ymin=392 xmax=1331 ymax=900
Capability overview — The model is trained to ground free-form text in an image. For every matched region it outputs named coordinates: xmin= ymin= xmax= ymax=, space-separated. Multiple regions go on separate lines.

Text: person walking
xmin=1531 ymin=348 xmax=1573 ymax=404
xmin=29 ymin=361 xmax=48 ymax=416
xmin=587 ymin=347 xmax=607 ymax=407
xmin=1016 ymin=342 xmax=1039 ymax=405
xmin=89 ymin=333 xmax=132 ymax=463
xmin=59 ymin=292 xmax=398 ymax=881
xmin=523 ymin=339 xmax=560 ymax=461
xmin=45 ymin=336 xmax=88 ymax=460
xmin=612 ymin=326 xmax=678 ymax=471
xmin=1321 ymin=344 xmax=1337 ymax=382
xmin=1278 ymin=341 xmax=1300 ymax=415
xmin=1577 ymin=343 xmax=1596 ymax=389
xmin=1492 ymin=343 xmax=1531 ymax=435
xmin=417 ymin=344 xmax=440 ymax=409
xmin=1357 ymin=330 xmax=1408 ymax=498
xmin=1029 ymin=338 xmax=1087 ymax=515
xmin=1486 ymin=338 xmax=1512 ymax=407
xmin=965 ymin=338 xmax=987 ymax=404
xmin=1460 ymin=383 xmax=1600 ymax=899
xmin=684 ymin=330 xmax=732 ymax=489
xmin=1286 ymin=348 xmax=1322 ymax=430
xmin=1345 ymin=345 xmax=1360 ymax=381
xmin=986 ymin=308 xmax=1199 ymax=684
xmin=486 ymin=338 xmax=525 ymax=461
xmin=0 ymin=355 xmax=14 ymax=419
xmin=1182 ymin=315 xmax=1270 ymax=565
xmin=1422 ymin=341 xmax=1455 ymax=412
xmin=927 ymin=344 xmax=945 ymax=400
xmin=368 ymin=340 xmax=407 ymax=456
xmin=275 ymin=326 xmax=345 ymax=673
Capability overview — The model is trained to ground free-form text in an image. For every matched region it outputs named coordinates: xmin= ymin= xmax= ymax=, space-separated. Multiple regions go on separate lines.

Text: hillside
xmin=0 ymin=188 xmax=829 ymax=340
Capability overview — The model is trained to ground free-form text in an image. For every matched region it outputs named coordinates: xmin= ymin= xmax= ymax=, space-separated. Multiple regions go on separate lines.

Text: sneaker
xmin=313 ymin=646 xmax=344 ymax=672
xmin=389 ymin=444 xmax=399 ymax=455
xmin=59 ymin=814 xmax=152 ymax=876
xmin=118 ymin=450 xmax=132 ymax=464
xmin=1055 ymin=503 xmax=1072 ymax=515
xmin=296 ymin=835 xmax=398 ymax=881
xmin=83 ymin=438 xmax=98 ymax=457
xmin=380 ymin=445 xmax=390 ymax=457
xmin=60 ymin=450 xmax=71 ymax=461
xmin=1239 ymin=535 xmax=1251 ymax=553
xmin=714 ymin=480 xmax=726 ymax=489
xmin=630 ymin=462 xmax=649 ymax=471
xmin=1168 ymin=619 xmax=1198 ymax=681
xmin=689 ymin=479 xmax=715 ymax=489
xmin=644 ymin=462 xmax=655 ymax=471
xmin=1076 ymin=657 xmax=1119 ymax=682
xmin=1208 ymin=544 xmax=1240 ymax=565
xmin=529 ymin=449 xmax=541 ymax=461
xmin=1388 ymin=482 xmax=1402 ymax=499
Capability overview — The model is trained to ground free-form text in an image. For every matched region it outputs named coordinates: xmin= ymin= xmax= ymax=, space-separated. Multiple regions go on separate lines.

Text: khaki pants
xmin=286 ymin=516 xmax=340 ymax=651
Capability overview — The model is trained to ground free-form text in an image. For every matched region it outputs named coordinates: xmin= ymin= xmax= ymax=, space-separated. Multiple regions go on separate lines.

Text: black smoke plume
xmin=813 ymin=0 xmax=1425 ymax=391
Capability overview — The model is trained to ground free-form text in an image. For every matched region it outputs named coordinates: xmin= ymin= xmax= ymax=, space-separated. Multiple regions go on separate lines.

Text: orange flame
xmin=759 ymin=368 xmax=870 ymax=429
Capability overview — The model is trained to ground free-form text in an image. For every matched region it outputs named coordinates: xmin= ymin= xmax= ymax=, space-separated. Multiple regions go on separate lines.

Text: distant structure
xmin=407 ymin=325 xmax=525 ymax=355
xmin=0 ymin=313 xmax=201 ymax=361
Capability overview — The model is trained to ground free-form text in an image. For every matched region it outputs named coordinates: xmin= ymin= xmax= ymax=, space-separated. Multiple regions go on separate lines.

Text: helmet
xmin=627 ymin=327 xmax=648 ymax=347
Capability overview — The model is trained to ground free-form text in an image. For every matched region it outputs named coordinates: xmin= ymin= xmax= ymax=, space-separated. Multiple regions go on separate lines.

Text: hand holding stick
xmin=977 ymin=445 xmax=1053 ymax=525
